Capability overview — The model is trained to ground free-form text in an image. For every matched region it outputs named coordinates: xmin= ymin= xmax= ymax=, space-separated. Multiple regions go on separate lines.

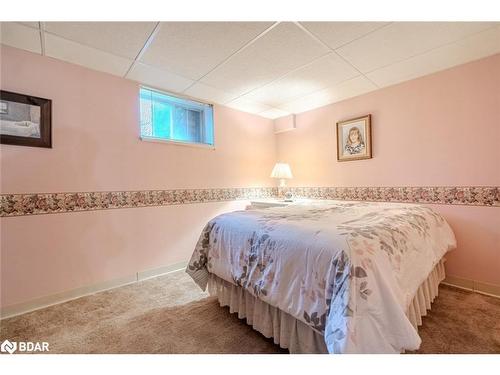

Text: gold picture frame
xmin=336 ymin=114 xmax=372 ymax=162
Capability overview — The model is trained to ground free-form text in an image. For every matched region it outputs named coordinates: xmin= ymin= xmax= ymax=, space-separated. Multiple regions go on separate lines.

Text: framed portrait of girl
xmin=336 ymin=114 xmax=372 ymax=161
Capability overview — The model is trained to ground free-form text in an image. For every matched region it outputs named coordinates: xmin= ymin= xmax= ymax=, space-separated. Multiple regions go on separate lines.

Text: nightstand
xmin=247 ymin=199 xmax=295 ymax=209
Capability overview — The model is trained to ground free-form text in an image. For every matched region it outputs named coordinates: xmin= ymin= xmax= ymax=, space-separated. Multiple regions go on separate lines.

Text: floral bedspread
xmin=186 ymin=200 xmax=456 ymax=353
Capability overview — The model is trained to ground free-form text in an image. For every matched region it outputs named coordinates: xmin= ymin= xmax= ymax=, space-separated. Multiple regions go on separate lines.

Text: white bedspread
xmin=186 ymin=200 xmax=456 ymax=353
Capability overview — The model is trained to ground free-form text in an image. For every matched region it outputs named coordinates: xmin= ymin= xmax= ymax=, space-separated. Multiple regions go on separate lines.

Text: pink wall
xmin=276 ymin=54 xmax=500 ymax=286
xmin=1 ymin=201 xmax=249 ymax=307
xmin=0 ymin=46 xmax=276 ymax=193
xmin=0 ymin=46 xmax=276 ymax=307
xmin=1 ymin=46 xmax=499 ymax=309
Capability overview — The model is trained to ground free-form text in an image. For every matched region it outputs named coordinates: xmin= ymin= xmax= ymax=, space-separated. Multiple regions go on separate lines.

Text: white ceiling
xmin=1 ymin=21 xmax=499 ymax=119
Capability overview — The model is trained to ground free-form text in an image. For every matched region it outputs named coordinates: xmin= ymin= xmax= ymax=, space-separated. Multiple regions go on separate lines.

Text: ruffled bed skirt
xmin=207 ymin=258 xmax=446 ymax=354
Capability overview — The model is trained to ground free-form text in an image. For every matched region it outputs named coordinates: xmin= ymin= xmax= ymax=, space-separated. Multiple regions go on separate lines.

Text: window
xmin=139 ymin=87 xmax=214 ymax=146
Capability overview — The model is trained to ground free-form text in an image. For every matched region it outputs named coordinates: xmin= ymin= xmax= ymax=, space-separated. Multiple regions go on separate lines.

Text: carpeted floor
xmin=1 ymin=270 xmax=499 ymax=354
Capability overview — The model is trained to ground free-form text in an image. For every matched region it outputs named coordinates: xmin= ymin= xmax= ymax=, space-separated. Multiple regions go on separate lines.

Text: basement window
xmin=139 ymin=87 xmax=214 ymax=147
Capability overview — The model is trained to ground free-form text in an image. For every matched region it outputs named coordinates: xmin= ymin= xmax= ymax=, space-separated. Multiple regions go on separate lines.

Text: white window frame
xmin=139 ymin=86 xmax=215 ymax=149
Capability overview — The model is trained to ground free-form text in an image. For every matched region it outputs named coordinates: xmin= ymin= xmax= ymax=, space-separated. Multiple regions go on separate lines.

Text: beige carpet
xmin=1 ymin=271 xmax=499 ymax=354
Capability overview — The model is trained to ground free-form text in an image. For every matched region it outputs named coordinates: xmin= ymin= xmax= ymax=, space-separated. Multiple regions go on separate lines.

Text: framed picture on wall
xmin=0 ymin=90 xmax=52 ymax=148
xmin=336 ymin=114 xmax=372 ymax=161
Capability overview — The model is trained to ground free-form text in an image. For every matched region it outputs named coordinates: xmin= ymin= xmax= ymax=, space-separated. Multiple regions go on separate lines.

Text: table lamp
xmin=270 ymin=163 xmax=293 ymax=201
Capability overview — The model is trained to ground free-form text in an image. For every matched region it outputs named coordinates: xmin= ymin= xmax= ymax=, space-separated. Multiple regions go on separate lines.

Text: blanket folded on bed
xmin=186 ymin=200 xmax=456 ymax=353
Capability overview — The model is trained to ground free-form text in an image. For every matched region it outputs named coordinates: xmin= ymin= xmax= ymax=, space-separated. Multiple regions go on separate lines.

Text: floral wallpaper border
xmin=1 ymin=186 xmax=498 ymax=217
xmin=278 ymin=186 xmax=499 ymax=207
xmin=0 ymin=188 xmax=277 ymax=217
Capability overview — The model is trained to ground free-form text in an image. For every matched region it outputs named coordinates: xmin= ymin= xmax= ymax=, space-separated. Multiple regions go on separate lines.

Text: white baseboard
xmin=0 ymin=261 xmax=188 ymax=320
xmin=137 ymin=261 xmax=188 ymax=281
xmin=443 ymin=275 xmax=500 ymax=299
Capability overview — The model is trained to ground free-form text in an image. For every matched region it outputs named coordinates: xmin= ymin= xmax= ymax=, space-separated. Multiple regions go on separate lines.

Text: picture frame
xmin=0 ymin=90 xmax=52 ymax=148
xmin=336 ymin=114 xmax=371 ymax=161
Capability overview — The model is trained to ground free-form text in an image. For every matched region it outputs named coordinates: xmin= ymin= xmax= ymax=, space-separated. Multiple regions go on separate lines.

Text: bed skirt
xmin=207 ymin=258 xmax=446 ymax=354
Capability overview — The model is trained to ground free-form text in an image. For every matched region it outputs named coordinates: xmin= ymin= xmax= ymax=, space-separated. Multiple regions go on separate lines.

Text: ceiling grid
xmin=1 ymin=21 xmax=499 ymax=118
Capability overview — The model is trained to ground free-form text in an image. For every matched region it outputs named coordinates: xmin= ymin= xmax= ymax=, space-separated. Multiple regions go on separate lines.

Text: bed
xmin=0 ymin=119 xmax=41 ymax=138
xmin=186 ymin=200 xmax=456 ymax=353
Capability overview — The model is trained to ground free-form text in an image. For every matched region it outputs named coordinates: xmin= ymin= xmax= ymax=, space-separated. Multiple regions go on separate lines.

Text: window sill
xmin=140 ymin=136 xmax=215 ymax=150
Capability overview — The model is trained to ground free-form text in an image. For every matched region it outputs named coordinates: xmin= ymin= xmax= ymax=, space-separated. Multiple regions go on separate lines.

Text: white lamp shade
xmin=270 ymin=163 xmax=293 ymax=179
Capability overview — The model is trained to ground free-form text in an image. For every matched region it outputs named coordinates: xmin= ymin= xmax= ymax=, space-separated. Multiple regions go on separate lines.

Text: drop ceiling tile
xmin=201 ymin=22 xmax=330 ymax=95
xmin=44 ymin=22 xmax=156 ymax=59
xmin=259 ymin=108 xmax=291 ymax=119
xmin=279 ymin=75 xmax=377 ymax=114
xmin=0 ymin=22 xmax=41 ymax=54
xmin=45 ymin=33 xmax=133 ymax=76
xmin=300 ymin=22 xmax=390 ymax=49
xmin=326 ymin=75 xmax=378 ymax=101
xmin=337 ymin=22 xmax=498 ymax=73
xmin=242 ymin=53 xmax=359 ymax=106
xmin=20 ymin=22 xmax=40 ymax=29
xmin=141 ymin=22 xmax=274 ymax=81
xmin=183 ymin=83 xmax=239 ymax=105
xmin=367 ymin=26 xmax=500 ymax=88
xmin=225 ymin=97 xmax=272 ymax=115
xmin=127 ymin=63 xmax=194 ymax=93
xmin=278 ymin=93 xmax=330 ymax=114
